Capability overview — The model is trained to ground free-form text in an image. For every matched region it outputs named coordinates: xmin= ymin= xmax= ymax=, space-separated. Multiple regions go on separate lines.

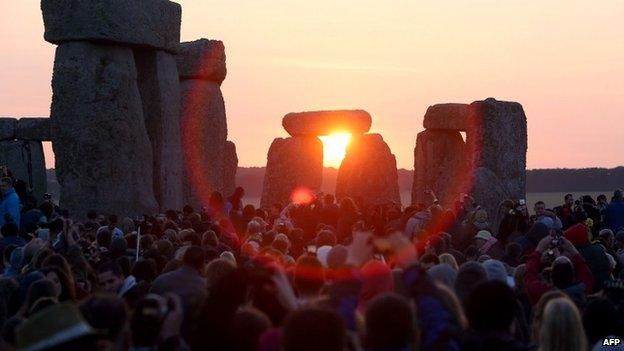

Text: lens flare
xmin=291 ymin=187 xmax=314 ymax=205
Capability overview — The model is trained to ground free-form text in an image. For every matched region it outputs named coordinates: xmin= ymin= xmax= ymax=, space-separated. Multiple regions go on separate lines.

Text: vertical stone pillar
xmin=412 ymin=129 xmax=468 ymax=207
xmin=177 ymin=39 xmax=237 ymax=207
xmin=135 ymin=50 xmax=183 ymax=211
xmin=260 ymin=137 xmax=323 ymax=208
xmin=336 ymin=133 xmax=401 ymax=206
xmin=0 ymin=140 xmax=47 ymax=203
xmin=50 ymin=42 xmax=158 ymax=217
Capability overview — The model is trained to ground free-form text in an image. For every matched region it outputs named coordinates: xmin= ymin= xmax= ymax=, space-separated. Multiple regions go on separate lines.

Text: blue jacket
xmin=0 ymin=188 xmax=20 ymax=229
xmin=605 ymin=199 xmax=624 ymax=232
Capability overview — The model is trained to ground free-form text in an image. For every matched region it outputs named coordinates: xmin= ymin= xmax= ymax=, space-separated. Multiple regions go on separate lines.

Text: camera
xmin=43 ymin=193 xmax=52 ymax=200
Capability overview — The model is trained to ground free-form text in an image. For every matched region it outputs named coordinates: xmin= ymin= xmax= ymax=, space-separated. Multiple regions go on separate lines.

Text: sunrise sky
xmin=1 ymin=1 xmax=622 ymax=170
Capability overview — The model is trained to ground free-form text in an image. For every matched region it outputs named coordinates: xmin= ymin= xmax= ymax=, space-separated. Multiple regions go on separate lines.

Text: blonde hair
xmin=532 ymin=291 xmax=566 ymax=342
xmin=434 ymin=282 xmax=468 ymax=330
xmin=538 ymin=297 xmax=587 ymax=351
xmin=438 ymin=253 xmax=459 ymax=271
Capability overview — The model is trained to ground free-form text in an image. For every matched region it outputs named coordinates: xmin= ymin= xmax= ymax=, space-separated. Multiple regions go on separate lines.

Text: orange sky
xmin=1 ymin=1 xmax=623 ymax=170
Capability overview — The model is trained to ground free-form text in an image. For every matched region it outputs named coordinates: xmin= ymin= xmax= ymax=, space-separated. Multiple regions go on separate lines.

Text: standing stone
xmin=0 ymin=140 xmax=47 ymax=203
xmin=16 ymin=118 xmax=52 ymax=141
xmin=176 ymin=39 xmax=226 ymax=83
xmin=180 ymin=80 xmax=228 ymax=208
xmin=468 ymin=167 xmax=511 ymax=224
xmin=466 ymin=98 xmax=527 ymax=200
xmin=41 ymin=0 xmax=182 ymax=53
xmin=135 ymin=50 xmax=183 ymax=211
xmin=50 ymin=41 xmax=157 ymax=217
xmin=412 ymin=130 xmax=469 ymax=207
xmin=223 ymin=141 xmax=238 ymax=198
xmin=336 ymin=133 xmax=400 ymax=206
xmin=261 ymin=137 xmax=323 ymax=209
xmin=0 ymin=118 xmax=17 ymax=141
xmin=423 ymin=103 xmax=469 ymax=130
xmin=282 ymin=110 xmax=372 ymax=137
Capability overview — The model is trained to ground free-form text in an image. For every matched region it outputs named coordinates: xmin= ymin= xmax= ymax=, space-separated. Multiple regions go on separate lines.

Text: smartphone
xmin=306 ymin=245 xmax=317 ymax=255
xmin=519 ymin=199 xmax=526 ymax=206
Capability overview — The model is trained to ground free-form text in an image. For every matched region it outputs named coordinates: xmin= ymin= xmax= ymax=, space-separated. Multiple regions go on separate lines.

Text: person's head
xmin=438 ymin=253 xmax=459 ymax=271
xmin=474 ymin=230 xmax=492 ymax=249
xmin=283 ymin=307 xmax=346 ymax=351
xmin=316 ymin=230 xmax=336 ymax=247
xmin=614 ymin=189 xmax=623 ymax=201
xmin=294 ymin=256 xmax=324 ymax=298
xmin=87 ymin=210 xmax=97 ymax=221
xmin=24 ymin=279 xmax=58 ymax=316
xmin=551 ymin=256 xmax=574 ymax=289
xmin=108 ymin=215 xmax=118 ymax=227
xmin=97 ymin=262 xmax=125 ymax=294
xmin=0 ymin=177 xmax=13 ymax=194
xmin=534 ymin=201 xmax=546 ymax=216
xmin=364 ymin=293 xmax=416 ymax=351
xmin=465 ymin=280 xmax=516 ymax=333
xmin=79 ymin=295 xmax=128 ymax=343
xmin=272 ymin=233 xmax=290 ymax=255
xmin=419 ymin=253 xmax=439 ymax=270
xmin=454 ymin=261 xmax=487 ymax=305
xmin=131 ymin=259 xmax=158 ymax=283
xmin=531 ymin=290 xmax=566 ymax=342
xmin=233 ymin=186 xmax=245 ymax=199
xmin=538 ymin=297 xmax=587 ymax=351
xmin=228 ymin=306 xmax=271 ymax=351
xmin=182 ymin=246 xmax=205 ymax=272
xmin=205 ymin=258 xmax=236 ymax=288
xmin=131 ymin=295 xmax=170 ymax=347
xmin=96 ymin=228 xmax=112 ymax=249
xmin=598 ymin=229 xmax=615 ymax=248
xmin=564 ymin=193 xmax=574 ymax=207
xmin=597 ymin=194 xmax=608 ymax=204
xmin=39 ymin=266 xmax=76 ymax=302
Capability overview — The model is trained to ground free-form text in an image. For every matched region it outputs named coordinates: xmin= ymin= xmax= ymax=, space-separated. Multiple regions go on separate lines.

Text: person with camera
xmin=524 ymin=229 xmax=594 ymax=306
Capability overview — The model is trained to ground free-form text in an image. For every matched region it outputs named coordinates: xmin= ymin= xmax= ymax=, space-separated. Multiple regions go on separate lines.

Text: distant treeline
xmin=46 ymin=166 xmax=623 ymax=200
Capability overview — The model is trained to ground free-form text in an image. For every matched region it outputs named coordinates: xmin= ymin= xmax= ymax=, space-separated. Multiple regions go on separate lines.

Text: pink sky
xmin=1 ymin=1 xmax=623 ymax=170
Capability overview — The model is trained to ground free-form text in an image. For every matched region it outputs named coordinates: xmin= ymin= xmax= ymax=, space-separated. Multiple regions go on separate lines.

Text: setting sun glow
xmin=320 ymin=133 xmax=352 ymax=168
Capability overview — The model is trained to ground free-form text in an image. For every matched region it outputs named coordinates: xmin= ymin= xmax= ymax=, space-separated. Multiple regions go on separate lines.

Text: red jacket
xmin=524 ymin=250 xmax=594 ymax=305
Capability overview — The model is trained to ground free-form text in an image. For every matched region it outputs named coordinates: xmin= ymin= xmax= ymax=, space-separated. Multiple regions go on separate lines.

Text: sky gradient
xmin=1 ymin=1 xmax=622 ymax=170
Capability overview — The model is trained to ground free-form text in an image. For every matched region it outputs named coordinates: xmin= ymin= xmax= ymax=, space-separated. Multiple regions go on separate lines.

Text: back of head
xmin=283 ymin=307 xmax=345 ymax=351
xmin=293 ymin=256 xmax=324 ymax=297
xmin=229 ymin=306 xmax=271 ymax=351
xmin=182 ymin=246 xmax=205 ymax=271
xmin=454 ymin=261 xmax=487 ymax=304
xmin=539 ymin=297 xmax=587 ymax=351
xmin=466 ymin=280 xmax=516 ymax=333
xmin=551 ymin=256 xmax=574 ymax=289
xmin=365 ymin=293 xmax=415 ymax=350
xmin=79 ymin=294 xmax=128 ymax=341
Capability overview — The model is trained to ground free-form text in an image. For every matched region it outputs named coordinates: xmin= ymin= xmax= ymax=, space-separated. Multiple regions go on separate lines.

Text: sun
xmin=319 ymin=132 xmax=352 ymax=168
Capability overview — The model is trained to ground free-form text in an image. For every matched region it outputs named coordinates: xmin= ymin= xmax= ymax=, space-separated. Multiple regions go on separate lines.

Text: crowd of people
xmin=0 ymin=166 xmax=623 ymax=351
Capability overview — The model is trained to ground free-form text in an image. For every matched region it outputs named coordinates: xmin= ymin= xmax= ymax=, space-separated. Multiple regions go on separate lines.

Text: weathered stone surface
xmin=261 ymin=137 xmax=323 ymax=209
xmin=0 ymin=118 xmax=17 ymax=140
xmin=336 ymin=133 xmax=400 ymax=205
xmin=180 ymin=79 xmax=228 ymax=208
xmin=423 ymin=103 xmax=469 ymax=130
xmin=0 ymin=140 xmax=47 ymax=203
xmin=50 ymin=42 xmax=158 ymax=218
xmin=41 ymin=0 xmax=181 ymax=53
xmin=411 ymin=130 xmax=469 ymax=207
xmin=16 ymin=118 xmax=52 ymax=141
xmin=135 ymin=50 xmax=183 ymax=211
xmin=468 ymin=167 xmax=511 ymax=227
xmin=282 ymin=110 xmax=372 ymax=137
xmin=223 ymin=141 xmax=238 ymax=198
xmin=176 ymin=39 xmax=226 ymax=84
xmin=466 ymin=98 xmax=527 ymax=200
